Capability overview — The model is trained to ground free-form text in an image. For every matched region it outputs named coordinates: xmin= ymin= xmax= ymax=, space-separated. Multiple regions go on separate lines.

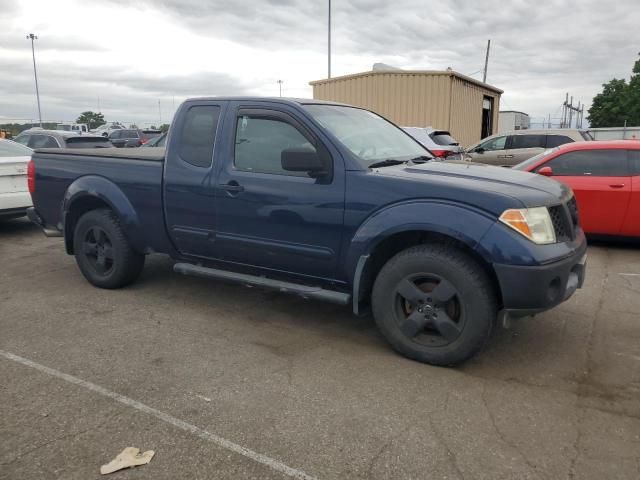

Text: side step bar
xmin=173 ymin=263 xmax=351 ymax=306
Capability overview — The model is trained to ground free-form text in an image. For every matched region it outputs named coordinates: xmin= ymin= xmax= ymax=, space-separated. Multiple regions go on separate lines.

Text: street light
xmin=277 ymin=79 xmax=283 ymax=97
xmin=26 ymin=33 xmax=42 ymax=127
xmin=328 ymin=0 xmax=331 ymax=78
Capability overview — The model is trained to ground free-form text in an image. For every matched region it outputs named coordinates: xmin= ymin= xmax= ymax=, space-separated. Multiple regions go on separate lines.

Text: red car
xmin=514 ymin=141 xmax=640 ymax=237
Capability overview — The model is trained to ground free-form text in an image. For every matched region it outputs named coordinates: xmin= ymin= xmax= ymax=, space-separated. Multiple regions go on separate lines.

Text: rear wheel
xmin=73 ymin=209 xmax=144 ymax=289
xmin=372 ymin=244 xmax=496 ymax=366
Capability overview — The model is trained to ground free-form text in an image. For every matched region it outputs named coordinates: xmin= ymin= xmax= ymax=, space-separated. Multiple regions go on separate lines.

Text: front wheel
xmin=372 ymin=244 xmax=496 ymax=366
xmin=73 ymin=209 xmax=145 ymax=289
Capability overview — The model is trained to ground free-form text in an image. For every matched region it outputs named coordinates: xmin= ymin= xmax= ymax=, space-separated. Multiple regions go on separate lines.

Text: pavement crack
xmin=427 ymin=393 xmax=465 ymax=480
xmin=480 ymin=384 xmax=540 ymax=477
xmin=568 ymin=249 xmax=611 ymax=479
xmin=365 ymin=423 xmax=412 ymax=479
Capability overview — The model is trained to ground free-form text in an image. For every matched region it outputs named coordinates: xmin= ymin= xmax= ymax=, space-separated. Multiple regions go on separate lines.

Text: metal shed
xmin=310 ymin=70 xmax=503 ymax=147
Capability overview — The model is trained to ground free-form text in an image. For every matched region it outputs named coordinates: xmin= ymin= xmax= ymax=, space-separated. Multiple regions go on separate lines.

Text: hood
xmin=372 ymin=160 xmax=572 ymax=209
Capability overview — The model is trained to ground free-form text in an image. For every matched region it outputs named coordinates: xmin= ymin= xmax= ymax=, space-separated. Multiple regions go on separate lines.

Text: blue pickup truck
xmin=26 ymin=97 xmax=587 ymax=365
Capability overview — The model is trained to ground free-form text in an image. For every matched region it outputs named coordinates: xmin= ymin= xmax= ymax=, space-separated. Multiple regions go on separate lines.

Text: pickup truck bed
xmin=26 ymin=97 xmax=587 ymax=366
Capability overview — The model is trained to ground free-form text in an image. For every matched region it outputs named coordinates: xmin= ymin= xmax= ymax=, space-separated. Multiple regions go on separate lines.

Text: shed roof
xmin=309 ymin=70 xmax=503 ymax=94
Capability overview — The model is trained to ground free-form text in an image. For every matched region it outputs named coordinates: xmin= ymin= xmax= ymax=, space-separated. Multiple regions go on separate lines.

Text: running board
xmin=173 ymin=263 xmax=351 ymax=306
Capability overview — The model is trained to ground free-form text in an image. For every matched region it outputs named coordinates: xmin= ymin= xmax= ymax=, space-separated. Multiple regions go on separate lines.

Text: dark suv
xmin=109 ymin=129 xmax=162 ymax=148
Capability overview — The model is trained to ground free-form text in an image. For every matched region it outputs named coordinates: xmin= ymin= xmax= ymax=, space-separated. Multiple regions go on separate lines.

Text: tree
xmin=76 ymin=111 xmax=106 ymax=130
xmin=159 ymin=123 xmax=170 ymax=133
xmin=588 ymin=53 xmax=640 ymax=127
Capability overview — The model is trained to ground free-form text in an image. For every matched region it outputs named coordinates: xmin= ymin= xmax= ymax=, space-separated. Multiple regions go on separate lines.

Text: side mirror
xmin=475 ymin=147 xmax=485 ymax=154
xmin=281 ymin=148 xmax=326 ymax=175
xmin=538 ymin=166 xmax=553 ymax=177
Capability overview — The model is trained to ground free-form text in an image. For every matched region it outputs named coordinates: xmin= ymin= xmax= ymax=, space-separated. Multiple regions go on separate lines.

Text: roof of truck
xmin=184 ymin=96 xmax=349 ymax=106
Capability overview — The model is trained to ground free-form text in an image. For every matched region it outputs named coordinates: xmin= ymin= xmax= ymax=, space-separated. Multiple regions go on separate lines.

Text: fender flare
xmin=62 ymin=175 xmax=142 ymax=253
xmin=345 ymin=200 xmax=497 ymax=313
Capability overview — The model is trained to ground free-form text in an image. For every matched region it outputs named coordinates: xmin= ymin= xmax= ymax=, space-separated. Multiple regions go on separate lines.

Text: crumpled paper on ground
xmin=100 ymin=447 xmax=155 ymax=475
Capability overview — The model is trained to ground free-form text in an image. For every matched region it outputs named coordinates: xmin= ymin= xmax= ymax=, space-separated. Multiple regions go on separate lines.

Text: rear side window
xmin=179 ymin=105 xmax=220 ymax=167
xmin=13 ymin=134 xmax=30 ymax=146
xmin=121 ymin=130 xmax=139 ymax=139
xmin=542 ymin=149 xmax=629 ymax=176
xmin=29 ymin=135 xmax=59 ymax=148
xmin=234 ymin=114 xmax=314 ymax=177
xmin=430 ymin=131 xmax=458 ymax=146
xmin=545 ymin=135 xmax=574 ymax=148
xmin=510 ymin=134 xmax=546 ymax=149
xmin=629 ymin=150 xmax=640 ymax=175
xmin=110 ymin=131 xmax=121 ymax=139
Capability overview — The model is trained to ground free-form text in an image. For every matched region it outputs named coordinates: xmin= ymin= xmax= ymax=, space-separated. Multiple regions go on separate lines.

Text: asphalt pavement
xmin=1 ymin=217 xmax=639 ymax=479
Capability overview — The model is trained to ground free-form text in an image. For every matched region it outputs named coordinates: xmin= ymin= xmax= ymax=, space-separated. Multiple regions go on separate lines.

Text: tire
xmin=73 ymin=208 xmax=145 ymax=289
xmin=371 ymin=244 xmax=496 ymax=366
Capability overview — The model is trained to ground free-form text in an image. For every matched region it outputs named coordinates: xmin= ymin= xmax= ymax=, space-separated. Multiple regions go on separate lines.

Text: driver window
xmin=480 ymin=136 xmax=507 ymax=151
xmin=234 ymin=115 xmax=314 ymax=177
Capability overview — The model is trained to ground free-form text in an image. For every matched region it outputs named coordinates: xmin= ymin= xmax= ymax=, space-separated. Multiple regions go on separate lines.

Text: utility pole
xmin=328 ymin=0 xmax=332 ymax=78
xmin=561 ymin=93 xmax=582 ymax=128
xmin=482 ymin=39 xmax=491 ymax=83
xmin=158 ymin=100 xmax=162 ymax=125
xmin=277 ymin=79 xmax=283 ymax=97
xmin=26 ymin=33 xmax=42 ymax=127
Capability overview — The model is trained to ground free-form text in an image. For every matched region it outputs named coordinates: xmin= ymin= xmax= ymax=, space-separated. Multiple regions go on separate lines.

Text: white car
xmin=91 ymin=122 xmax=125 ymax=137
xmin=0 ymin=139 xmax=33 ymax=220
xmin=401 ymin=127 xmax=465 ymax=161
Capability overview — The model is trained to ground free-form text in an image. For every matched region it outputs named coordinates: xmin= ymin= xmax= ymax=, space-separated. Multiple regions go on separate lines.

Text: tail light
xmin=430 ymin=149 xmax=451 ymax=158
xmin=27 ymin=160 xmax=36 ymax=193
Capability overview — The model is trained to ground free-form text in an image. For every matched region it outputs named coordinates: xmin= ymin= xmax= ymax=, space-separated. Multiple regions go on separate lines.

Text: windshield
xmin=0 ymin=139 xmax=33 ymax=157
xmin=304 ymin=105 xmax=430 ymax=167
xmin=512 ymin=147 xmax=559 ymax=170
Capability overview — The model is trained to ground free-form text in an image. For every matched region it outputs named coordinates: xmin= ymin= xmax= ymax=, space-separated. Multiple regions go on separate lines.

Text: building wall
xmin=498 ymin=111 xmax=530 ymax=133
xmin=449 ymin=77 xmax=500 ymax=147
xmin=311 ymin=71 xmax=501 ymax=147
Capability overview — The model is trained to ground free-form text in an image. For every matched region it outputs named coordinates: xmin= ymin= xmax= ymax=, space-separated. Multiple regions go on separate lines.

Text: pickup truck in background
xmin=27 ymin=97 xmax=587 ymax=366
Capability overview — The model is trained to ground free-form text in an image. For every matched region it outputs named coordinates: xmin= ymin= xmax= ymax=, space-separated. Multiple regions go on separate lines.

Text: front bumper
xmin=494 ymin=241 xmax=587 ymax=317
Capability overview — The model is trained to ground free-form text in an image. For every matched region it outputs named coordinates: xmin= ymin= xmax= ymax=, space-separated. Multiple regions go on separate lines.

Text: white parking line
xmin=0 ymin=350 xmax=317 ymax=480
xmin=619 ymin=273 xmax=640 ymax=277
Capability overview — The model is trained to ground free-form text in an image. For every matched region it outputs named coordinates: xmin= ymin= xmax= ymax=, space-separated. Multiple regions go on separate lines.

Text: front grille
xmin=548 ymin=196 xmax=579 ymax=242
xmin=567 ymin=196 xmax=579 ymax=228
xmin=549 ymin=205 xmax=571 ymax=242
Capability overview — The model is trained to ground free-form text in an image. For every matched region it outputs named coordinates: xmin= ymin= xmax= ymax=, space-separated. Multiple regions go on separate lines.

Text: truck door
xmin=213 ymin=106 xmax=345 ymax=281
xmin=164 ymin=102 xmax=223 ymax=257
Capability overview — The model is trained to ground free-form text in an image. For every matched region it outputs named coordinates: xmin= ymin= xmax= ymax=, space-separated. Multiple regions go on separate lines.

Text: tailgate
xmin=0 ymin=159 xmax=28 ymax=193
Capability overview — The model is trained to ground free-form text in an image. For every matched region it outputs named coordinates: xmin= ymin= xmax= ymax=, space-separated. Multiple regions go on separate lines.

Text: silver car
xmin=402 ymin=127 xmax=464 ymax=160
xmin=465 ymin=129 xmax=593 ymax=167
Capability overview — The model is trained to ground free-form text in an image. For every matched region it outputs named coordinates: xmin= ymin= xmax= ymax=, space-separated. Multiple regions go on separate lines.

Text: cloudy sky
xmin=1 ymin=0 xmax=638 ymax=127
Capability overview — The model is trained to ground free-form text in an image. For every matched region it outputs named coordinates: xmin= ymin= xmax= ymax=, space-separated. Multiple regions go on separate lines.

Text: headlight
xmin=499 ymin=207 xmax=556 ymax=244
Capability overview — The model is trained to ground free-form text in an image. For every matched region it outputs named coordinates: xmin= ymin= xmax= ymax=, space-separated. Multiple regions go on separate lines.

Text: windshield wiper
xmin=368 ymin=159 xmax=407 ymax=169
xmin=409 ymin=155 xmax=434 ymax=163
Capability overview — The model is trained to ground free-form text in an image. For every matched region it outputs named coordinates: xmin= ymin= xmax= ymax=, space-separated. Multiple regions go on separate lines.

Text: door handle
xmin=609 ymin=184 xmax=625 ymax=189
xmin=497 ymin=155 xmax=514 ymax=158
xmin=220 ymin=181 xmax=245 ymax=194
